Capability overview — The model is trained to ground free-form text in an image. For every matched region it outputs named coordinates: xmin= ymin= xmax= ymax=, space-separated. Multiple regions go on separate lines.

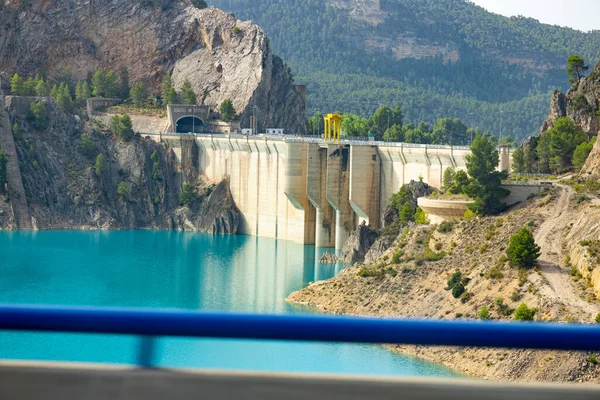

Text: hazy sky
xmin=470 ymin=0 xmax=600 ymax=32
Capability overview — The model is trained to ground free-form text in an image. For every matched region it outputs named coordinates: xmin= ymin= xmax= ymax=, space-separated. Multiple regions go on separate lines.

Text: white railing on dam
xmin=137 ymin=131 xmax=472 ymax=150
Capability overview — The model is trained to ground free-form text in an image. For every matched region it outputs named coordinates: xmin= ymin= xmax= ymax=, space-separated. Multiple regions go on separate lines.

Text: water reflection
xmin=0 ymin=231 xmax=455 ymax=377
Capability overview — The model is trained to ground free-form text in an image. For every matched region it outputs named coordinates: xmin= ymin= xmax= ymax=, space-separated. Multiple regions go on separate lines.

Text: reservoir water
xmin=0 ymin=231 xmax=456 ymax=377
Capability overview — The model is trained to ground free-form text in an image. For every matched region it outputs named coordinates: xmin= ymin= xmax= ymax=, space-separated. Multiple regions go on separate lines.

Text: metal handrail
xmin=1 ymin=305 xmax=599 ymax=349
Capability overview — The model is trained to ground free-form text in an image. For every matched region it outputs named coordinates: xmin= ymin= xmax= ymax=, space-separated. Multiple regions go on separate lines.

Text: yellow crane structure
xmin=323 ymin=113 xmax=342 ymax=143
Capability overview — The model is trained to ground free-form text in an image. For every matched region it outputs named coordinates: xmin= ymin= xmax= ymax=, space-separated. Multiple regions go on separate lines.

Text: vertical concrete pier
xmin=349 ymin=146 xmax=381 ymax=229
xmin=284 ymin=143 xmax=316 ymax=244
xmin=326 ymin=145 xmax=354 ymax=254
xmin=307 ymin=144 xmax=336 ymax=247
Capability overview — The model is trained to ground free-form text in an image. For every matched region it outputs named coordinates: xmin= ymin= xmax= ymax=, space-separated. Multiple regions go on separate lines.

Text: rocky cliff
xmin=0 ymin=0 xmax=306 ymax=134
xmin=540 ymin=61 xmax=600 ymax=137
xmin=6 ymin=97 xmax=239 ymax=232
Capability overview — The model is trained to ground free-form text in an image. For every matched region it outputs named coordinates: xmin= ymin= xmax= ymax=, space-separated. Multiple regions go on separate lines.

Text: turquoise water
xmin=0 ymin=231 xmax=456 ymax=377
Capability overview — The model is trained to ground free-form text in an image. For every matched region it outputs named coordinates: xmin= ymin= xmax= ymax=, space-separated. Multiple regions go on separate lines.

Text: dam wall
xmin=195 ymin=136 xmax=315 ymax=244
xmin=191 ymin=136 xmax=473 ymax=251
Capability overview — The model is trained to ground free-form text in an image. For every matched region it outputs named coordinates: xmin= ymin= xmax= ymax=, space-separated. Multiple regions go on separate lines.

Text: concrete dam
xmin=172 ymin=134 xmax=503 ymax=252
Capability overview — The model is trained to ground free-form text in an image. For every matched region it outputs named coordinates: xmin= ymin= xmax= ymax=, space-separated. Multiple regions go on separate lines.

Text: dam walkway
xmin=139 ymin=130 xmax=472 ymax=150
xmin=0 ymin=306 xmax=598 ymax=400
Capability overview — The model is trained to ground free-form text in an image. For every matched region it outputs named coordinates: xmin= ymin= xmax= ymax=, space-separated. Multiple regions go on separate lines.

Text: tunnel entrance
xmin=176 ymin=116 xmax=204 ymax=133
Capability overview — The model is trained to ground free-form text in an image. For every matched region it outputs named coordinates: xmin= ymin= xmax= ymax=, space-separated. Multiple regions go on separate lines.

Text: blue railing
xmin=0 ymin=305 xmax=599 ymax=368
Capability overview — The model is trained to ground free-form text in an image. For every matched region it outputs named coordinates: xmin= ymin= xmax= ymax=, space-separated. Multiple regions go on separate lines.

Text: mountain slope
xmin=0 ymin=0 xmax=306 ymax=133
xmin=212 ymin=0 xmax=600 ymax=141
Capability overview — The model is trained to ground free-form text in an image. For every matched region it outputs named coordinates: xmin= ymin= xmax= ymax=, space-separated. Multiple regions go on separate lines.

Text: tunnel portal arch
xmin=176 ymin=116 xmax=204 ymax=134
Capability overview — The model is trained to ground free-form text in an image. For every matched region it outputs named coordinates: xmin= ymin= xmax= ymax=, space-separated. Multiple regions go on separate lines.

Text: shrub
xmin=451 ymin=283 xmax=465 ymax=299
xmin=117 ymin=182 xmax=128 ymax=198
xmin=460 ymin=291 xmax=473 ymax=303
xmin=180 ymin=184 xmax=198 ymax=206
xmin=514 ymin=303 xmax=536 ymax=321
xmin=191 ymin=0 xmax=208 ymax=9
xmin=446 ymin=270 xmax=462 ymax=290
xmin=506 ymin=227 xmax=541 ymax=269
xmin=28 ymin=101 xmax=48 ymax=130
xmin=415 ymin=207 xmax=429 ymax=224
xmin=386 ymin=267 xmax=398 ymax=277
xmin=595 ymin=313 xmax=600 ymax=323
xmin=358 ymin=267 xmax=384 ymax=278
xmin=510 ymin=290 xmax=522 ymax=302
xmin=80 ymin=133 xmax=96 ymax=158
xmin=391 ymin=252 xmax=402 ymax=264
xmin=232 ymin=26 xmax=241 ymax=35
xmin=438 ymin=221 xmax=454 ymax=233
xmin=576 ymin=194 xmax=591 ymax=205
xmin=494 ymin=298 xmax=513 ymax=316
xmin=463 ymin=209 xmax=475 ymax=219
xmin=590 ymin=355 xmax=598 ymax=365
xmin=485 ymin=266 xmax=504 ymax=280
xmin=12 ymin=122 xmax=21 ymax=138
xmin=478 ymin=306 xmax=491 ymax=320
xmin=518 ymin=268 xmax=528 ymax=286
xmin=94 ymin=154 xmax=107 ymax=177
xmin=150 ymin=150 xmax=160 ymax=164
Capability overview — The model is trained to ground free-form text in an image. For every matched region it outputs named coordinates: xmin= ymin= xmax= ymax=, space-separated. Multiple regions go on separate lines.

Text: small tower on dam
xmin=324 ymin=114 xmax=342 ymax=143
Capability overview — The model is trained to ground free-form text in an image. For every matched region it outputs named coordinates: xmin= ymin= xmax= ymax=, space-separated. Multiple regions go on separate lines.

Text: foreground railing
xmin=0 ymin=305 xmax=599 ymax=368
xmin=1 ymin=305 xmax=600 ymax=399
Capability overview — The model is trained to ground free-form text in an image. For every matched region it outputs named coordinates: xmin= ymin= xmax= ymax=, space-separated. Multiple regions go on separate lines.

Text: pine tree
xmin=572 ymin=139 xmax=595 ymax=171
xmin=180 ymin=78 xmax=197 ymax=105
xmin=50 ymin=84 xmax=59 ymax=99
xmin=220 ymin=99 xmax=236 ymax=121
xmin=56 ymin=83 xmax=73 ymax=112
xmin=118 ymin=114 xmax=134 ymax=141
xmin=506 ymin=227 xmax=541 ymax=269
xmin=81 ymin=81 xmax=92 ymax=99
xmin=119 ymin=66 xmax=130 ymax=99
xmin=130 ymin=82 xmax=148 ymax=107
xmin=24 ymin=77 xmax=36 ymax=95
xmin=161 ymin=73 xmax=176 ymax=106
xmin=95 ymin=154 xmax=107 ymax=177
xmin=35 ymin=79 xmax=49 ymax=97
xmin=10 ymin=74 xmax=24 ymax=95
xmin=92 ymin=67 xmax=106 ymax=97
xmin=105 ymin=70 xmax=118 ymax=97
xmin=512 ymin=147 xmax=525 ymax=173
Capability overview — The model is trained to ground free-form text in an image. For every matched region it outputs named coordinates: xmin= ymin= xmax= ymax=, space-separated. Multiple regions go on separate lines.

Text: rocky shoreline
xmin=287 ymin=191 xmax=600 ymax=383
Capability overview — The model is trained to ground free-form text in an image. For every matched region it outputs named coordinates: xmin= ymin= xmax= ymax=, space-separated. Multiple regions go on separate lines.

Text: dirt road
xmin=534 ymin=185 xmax=597 ymax=316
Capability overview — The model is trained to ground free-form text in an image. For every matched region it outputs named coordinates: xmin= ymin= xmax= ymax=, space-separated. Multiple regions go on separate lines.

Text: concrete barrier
xmin=0 ymin=362 xmax=598 ymax=400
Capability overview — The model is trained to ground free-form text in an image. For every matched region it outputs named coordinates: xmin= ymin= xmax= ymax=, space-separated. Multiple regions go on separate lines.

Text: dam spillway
xmin=192 ymin=135 xmax=484 ymax=252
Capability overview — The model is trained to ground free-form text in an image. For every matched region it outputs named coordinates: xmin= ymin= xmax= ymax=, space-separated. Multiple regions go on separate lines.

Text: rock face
xmin=319 ymin=252 xmax=338 ymax=265
xmin=340 ymin=222 xmax=379 ymax=264
xmin=538 ymin=61 xmax=600 ymax=176
xmin=7 ymin=98 xmax=239 ymax=232
xmin=540 ymin=61 xmax=600 ymax=137
xmin=344 ymin=180 xmax=436 ymax=264
xmin=0 ymin=0 xmax=306 ymax=134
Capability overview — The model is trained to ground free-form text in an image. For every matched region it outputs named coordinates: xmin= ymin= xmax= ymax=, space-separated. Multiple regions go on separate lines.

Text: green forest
xmin=211 ymin=0 xmax=600 ymax=142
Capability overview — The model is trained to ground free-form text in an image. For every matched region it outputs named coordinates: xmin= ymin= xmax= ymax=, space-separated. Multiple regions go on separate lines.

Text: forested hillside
xmin=211 ymin=0 xmax=600 ymax=142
